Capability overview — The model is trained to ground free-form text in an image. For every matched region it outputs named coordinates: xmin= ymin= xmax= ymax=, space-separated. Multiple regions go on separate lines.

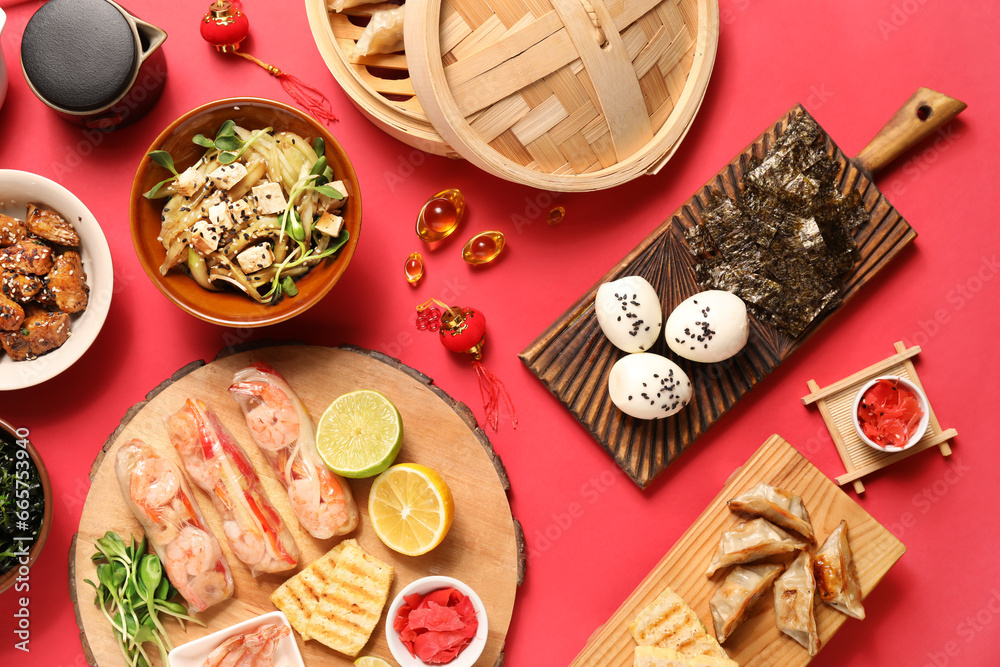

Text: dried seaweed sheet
xmin=685 ymin=112 xmax=869 ymax=337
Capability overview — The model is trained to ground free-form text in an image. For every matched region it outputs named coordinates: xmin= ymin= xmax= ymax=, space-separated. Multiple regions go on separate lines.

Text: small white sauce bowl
xmin=167 ymin=610 xmax=303 ymax=667
xmin=386 ymin=575 xmax=488 ymax=667
xmin=852 ymin=375 xmax=930 ymax=453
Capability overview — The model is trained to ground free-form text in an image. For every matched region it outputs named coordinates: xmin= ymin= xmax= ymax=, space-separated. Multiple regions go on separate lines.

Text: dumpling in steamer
xmin=595 ymin=275 xmax=662 ymax=353
xmin=710 ymin=563 xmax=784 ymax=644
xmin=354 ymin=6 xmax=405 ymax=57
xmin=727 ymin=481 xmax=815 ymax=543
xmin=814 ymin=520 xmax=865 ymax=619
xmin=706 ymin=517 xmax=807 ymax=576
xmin=774 ymin=551 xmax=820 ymax=655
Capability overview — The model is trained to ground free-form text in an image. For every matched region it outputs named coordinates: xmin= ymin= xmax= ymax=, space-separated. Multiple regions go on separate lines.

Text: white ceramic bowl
xmin=0 ymin=170 xmax=114 ymax=390
xmin=167 ymin=610 xmax=302 ymax=667
xmin=386 ymin=575 xmax=488 ymax=667
xmin=852 ymin=375 xmax=930 ymax=453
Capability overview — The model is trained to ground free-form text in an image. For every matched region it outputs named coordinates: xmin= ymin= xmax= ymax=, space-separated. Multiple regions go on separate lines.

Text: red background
xmin=2 ymin=1 xmax=998 ymax=665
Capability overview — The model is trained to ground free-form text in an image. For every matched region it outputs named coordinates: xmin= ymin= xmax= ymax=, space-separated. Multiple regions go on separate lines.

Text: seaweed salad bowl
xmin=0 ymin=417 xmax=53 ymax=594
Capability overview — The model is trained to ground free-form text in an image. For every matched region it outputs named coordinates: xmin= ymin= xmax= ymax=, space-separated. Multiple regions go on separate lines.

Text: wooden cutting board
xmin=519 ymin=88 xmax=965 ymax=488
xmin=571 ymin=434 xmax=905 ymax=665
xmin=70 ymin=344 xmax=523 ymax=667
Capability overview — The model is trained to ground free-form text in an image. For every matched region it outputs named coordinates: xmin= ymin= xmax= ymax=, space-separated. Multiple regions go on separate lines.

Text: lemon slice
xmin=316 ymin=390 xmax=403 ymax=478
xmin=355 ymin=657 xmax=393 ymax=667
xmin=369 ymin=463 xmax=455 ymax=556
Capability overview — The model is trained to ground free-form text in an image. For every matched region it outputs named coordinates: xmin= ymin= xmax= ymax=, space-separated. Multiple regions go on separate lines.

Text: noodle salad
xmin=144 ymin=120 xmax=350 ymax=304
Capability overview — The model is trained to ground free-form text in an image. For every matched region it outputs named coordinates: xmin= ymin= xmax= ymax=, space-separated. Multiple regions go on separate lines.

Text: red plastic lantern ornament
xmin=416 ymin=300 xmax=516 ymax=431
xmin=199 ymin=1 xmax=337 ymax=124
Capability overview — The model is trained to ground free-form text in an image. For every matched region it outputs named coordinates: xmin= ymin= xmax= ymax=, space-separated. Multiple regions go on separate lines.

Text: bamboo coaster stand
xmin=802 ymin=341 xmax=956 ymax=494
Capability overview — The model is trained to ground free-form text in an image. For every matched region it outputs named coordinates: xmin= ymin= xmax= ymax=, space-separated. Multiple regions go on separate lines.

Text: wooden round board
xmin=70 ymin=344 xmax=522 ymax=667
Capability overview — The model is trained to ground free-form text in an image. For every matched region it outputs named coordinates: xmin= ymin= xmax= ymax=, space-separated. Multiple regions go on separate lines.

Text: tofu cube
xmin=315 ymin=212 xmax=344 ymax=238
xmin=189 ymin=219 xmax=222 ymax=254
xmin=236 ymin=245 xmax=275 ymax=274
xmin=208 ymin=162 xmax=248 ymax=190
xmin=227 ymin=197 xmax=257 ymax=227
xmin=207 ymin=201 xmax=233 ymax=230
xmin=329 ymin=180 xmax=349 ymax=199
xmin=252 ymin=182 xmax=287 ymax=215
xmin=175 ymin=167 xmax=206 ymax=197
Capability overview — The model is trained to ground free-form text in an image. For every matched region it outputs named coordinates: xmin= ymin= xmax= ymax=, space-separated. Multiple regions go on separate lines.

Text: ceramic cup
xmin=0 ymin=7 xmax=8 ymax=110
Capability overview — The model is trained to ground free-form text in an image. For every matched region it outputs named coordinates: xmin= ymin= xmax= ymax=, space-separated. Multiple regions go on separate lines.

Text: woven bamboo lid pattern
xmin=406 ymin=0 xmax=718 ymax=190
xmin=305 ymin=0 xmax=457 ymax=157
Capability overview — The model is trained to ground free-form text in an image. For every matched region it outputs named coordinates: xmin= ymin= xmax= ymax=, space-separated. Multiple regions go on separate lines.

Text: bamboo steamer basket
xmin=406 ymin=0 xmax=719 ymax=191
xmin=305 ymin=0 xmax=458 ymax=157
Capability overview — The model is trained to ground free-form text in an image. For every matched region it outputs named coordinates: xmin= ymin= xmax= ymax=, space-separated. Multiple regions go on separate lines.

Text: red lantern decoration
xmin=416 ymin=300 xmax=516 ymax=431
xmin=198 ymin=1 xmax=337 ymax=124
xmin=200 ymin=1 xmax=249 ymax=51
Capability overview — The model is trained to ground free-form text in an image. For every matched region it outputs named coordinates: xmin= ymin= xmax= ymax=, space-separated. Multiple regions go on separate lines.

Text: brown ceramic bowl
xmin=129 ymin=97 xmax=362 ymax=327
xmin=0 ymin=417 xmax=53 ymax=595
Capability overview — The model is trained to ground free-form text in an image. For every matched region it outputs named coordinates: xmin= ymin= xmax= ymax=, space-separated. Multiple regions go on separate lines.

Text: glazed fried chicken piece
xmin=0 ymin=306 xmax=71 ymax=360
xmin=0 ymin=239 xmax=54 ymax=275
xmin=0 ymin=292 xmax=25 ymax=331
xmin=46 ymin=251 xmax=89 ymax=313
xmin=1 ymin=271 xmax=44 ymax=303
xmin=25 ymin=204 xmax=81 ymax=246
xmin=0 ymin=214 xmax=27 ymax=247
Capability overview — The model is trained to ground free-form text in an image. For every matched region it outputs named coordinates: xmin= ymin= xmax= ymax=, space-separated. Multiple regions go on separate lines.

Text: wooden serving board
xmin=571 ymin=434 xmax=906 ymax=665
xmin=519 ymin=104 xmax=918 ymax=488
xmin=70 ymin=344 xmax=523 ymax=667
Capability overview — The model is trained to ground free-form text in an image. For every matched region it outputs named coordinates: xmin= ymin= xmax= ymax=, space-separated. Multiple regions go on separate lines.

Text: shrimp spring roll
xmin=229 ymin=362 xmax=359 ymax=539
xmin=167 ymin=398 xmax=300 ymax=576
xmin=115 ymin=438 xmax=234 ymax=612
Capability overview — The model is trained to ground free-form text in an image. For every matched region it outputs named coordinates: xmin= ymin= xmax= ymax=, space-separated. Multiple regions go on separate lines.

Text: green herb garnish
xmin=83 ymin=531 xmax=203 ymax=667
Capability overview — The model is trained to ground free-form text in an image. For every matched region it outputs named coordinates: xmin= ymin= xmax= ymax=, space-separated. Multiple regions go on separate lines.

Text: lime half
xmin=317 ymin=390 xmax=403 ymax=478
xmin=355 ymin=658 xmax=393 ymax=667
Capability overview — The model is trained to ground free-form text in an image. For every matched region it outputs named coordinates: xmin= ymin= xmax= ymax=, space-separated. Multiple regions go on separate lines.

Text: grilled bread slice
xmin=630 ymin=587 xmax=730 ymax=660
xmin=270 ymin=540 xmax=350 ymax=640
xmin=306 ymin=541 xmax=394 ymax=657
xmin=634 ymin=645 xmax=739 ymax=666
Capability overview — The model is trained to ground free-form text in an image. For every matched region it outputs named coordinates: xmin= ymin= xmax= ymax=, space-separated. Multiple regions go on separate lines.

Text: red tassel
xmin=233 ymin=51 xmax=338 ymax=124
xmin=472 ymin=360 xmax=517 ymax=431
xmin=277 ymin=72 xmax=339 ymax=125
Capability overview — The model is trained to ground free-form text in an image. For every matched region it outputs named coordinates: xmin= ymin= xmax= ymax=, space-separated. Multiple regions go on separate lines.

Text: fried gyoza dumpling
xmin=353 ymin=6 xmax=404 ymax=57
xmin=774 ymin=551 xmax=820 ymax=655
xmin=727 ymin=481 xmax=815 ymax=543
xmin=814 ymin=520 xmax=865 ymax=619
xmin=706 ymin=517 xmax=807 ymax=576
xmin=710 ymin=563 xmax=784 ymax=643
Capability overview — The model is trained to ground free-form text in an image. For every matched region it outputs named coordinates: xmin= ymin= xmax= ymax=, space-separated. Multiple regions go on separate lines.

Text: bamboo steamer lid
xmin=405 ymin=0 xmax=719 ymax=191
xmin=305 ymin=0 xmax=459 ymax=158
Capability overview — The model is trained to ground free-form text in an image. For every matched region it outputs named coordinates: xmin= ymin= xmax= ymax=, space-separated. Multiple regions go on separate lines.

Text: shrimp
xmin=185 ymin=568 xmax=234 ymax=614
xmin=204 ymin=622 xmax=290 ymax=667
xmin=223 ymin=519 xmax=267 ymax=565
xmin=229 ymin=363 xmax=360 ymax=540
xmin=166 ymin=407 xmax=218 ymax=490
xmin=287 ymin=470 xmax=359 ymax=539
xmin=228 ymin=381 xmax=300 ymax=452
xmin=165 ymin=525 xmax=222 ymax=578
xmin=128 ymin=455 xmax=183 ymax=545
